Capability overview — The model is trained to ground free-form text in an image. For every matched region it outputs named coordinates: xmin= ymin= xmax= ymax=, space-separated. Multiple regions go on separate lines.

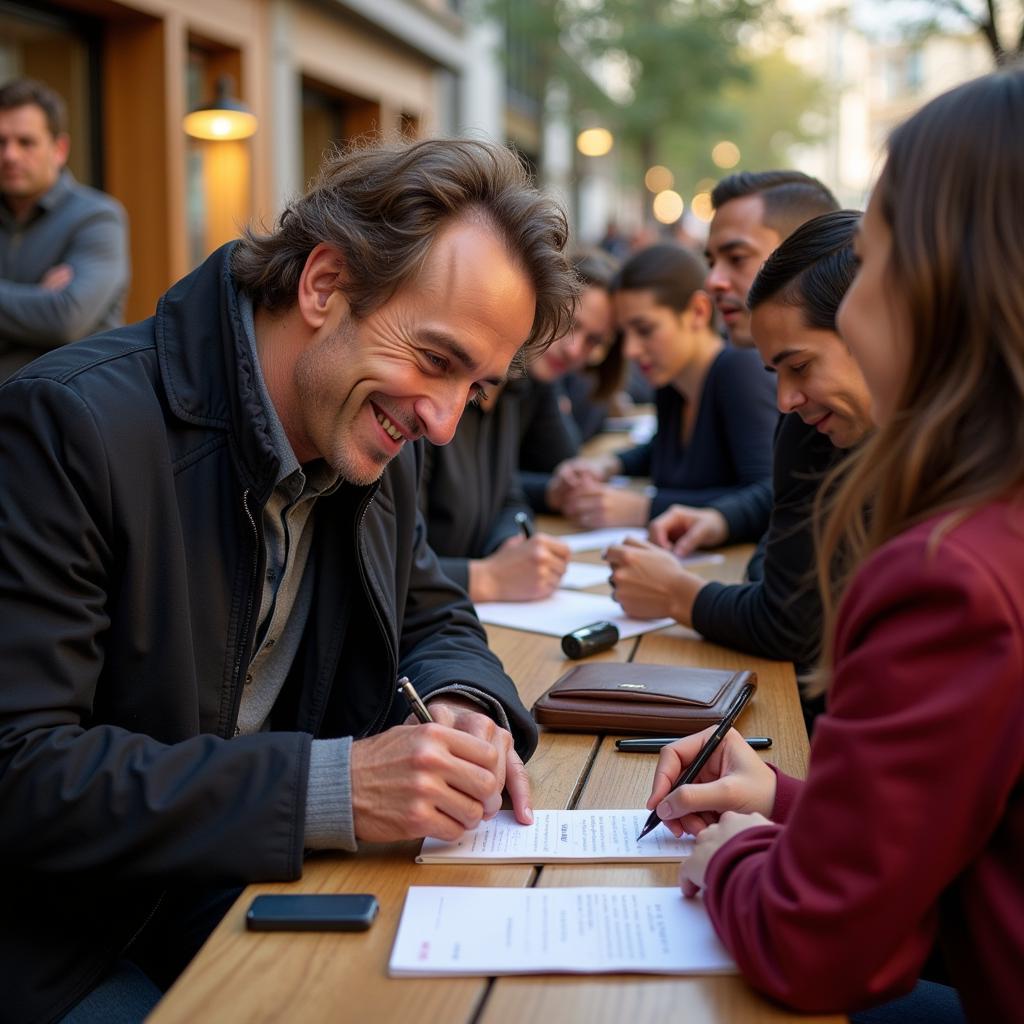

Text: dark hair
xmin=747 ymin=210 xmax=860 ymax=330
xmin=232 ymin=137 xmax=575 ymax=361
xmin=573 ymin=248 xmax=618 ymax=290
xmin=0 ymin=77 xmax=67 ymax=137
xmin=611 ymin=243 xmax=707 ymax=313
xmin=711 ymin=171 xmax=839 ymax=239
xmin=571 ymin=249 xmax=623 ymax=399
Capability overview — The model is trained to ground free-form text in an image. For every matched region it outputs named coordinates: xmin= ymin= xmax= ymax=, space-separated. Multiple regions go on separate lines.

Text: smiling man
xmin=0 ymin=138 xmax=574 ymax=1022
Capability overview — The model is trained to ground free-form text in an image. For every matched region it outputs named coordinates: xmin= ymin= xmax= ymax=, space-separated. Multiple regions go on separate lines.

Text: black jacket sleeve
xmin=690 ymin=413 xmax=843 ymax=671
xmin=0 ymin=377 xmax=308 ymax=883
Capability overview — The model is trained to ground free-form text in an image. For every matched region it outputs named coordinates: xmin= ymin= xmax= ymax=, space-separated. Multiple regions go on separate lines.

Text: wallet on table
xmin=532 ymin=662 xmax=756 ymax=734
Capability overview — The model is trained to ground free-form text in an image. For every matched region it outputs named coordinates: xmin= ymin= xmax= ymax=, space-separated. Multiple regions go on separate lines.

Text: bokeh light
xmin=711 ymin=140 xmax=740 ymax=168
xmin=576 ymin=128 xmax=614 ymax=157
xmin=652 ymin=190 xmax=684 ymax=224
xmin=644 ymin=165 xmax=674 ymax=193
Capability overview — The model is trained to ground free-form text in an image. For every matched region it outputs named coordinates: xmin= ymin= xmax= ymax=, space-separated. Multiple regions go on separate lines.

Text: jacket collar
xmin=154 ymin=242 xmax=281 ymax=498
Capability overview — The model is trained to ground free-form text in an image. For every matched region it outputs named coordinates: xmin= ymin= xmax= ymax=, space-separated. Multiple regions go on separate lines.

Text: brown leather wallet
xmin=532 ymin=662 xmax=757 ymax=734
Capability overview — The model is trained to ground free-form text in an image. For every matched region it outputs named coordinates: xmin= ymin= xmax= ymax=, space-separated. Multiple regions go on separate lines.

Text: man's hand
xmin=469 ymin=534 xmax=570 ymax=602
xmin=425 ymin=697 xmax=532 ymax=825
xmin=40 ymin=263 xmax=74 ymax=291
xmin=680 ymin=810 xmax=772 ymax=896
xmin=648 ymin=505 xmax=729 ymax=556
xmin=350 ymin=698 xmax=532 ymax=844
xmin=562 ymin=482 xmax=650 ymax=529
xmin=605 ymin=536 xmax=704 ymax=624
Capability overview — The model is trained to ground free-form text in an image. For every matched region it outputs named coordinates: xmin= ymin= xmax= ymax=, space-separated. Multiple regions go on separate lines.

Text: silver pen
xmin=397 ymin=676 xmax=434 ymax=724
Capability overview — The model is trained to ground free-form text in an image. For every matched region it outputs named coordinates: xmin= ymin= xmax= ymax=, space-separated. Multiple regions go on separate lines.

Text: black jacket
xmin=421 ymin=376 xmax=578 ymax=589
xmin=0 ymin=245 xmax=536 ymax=1023
xmin=616 ymin=346 xmax=776 ymax=527
xmin=691 ymin=411 xmax=844 ymax=672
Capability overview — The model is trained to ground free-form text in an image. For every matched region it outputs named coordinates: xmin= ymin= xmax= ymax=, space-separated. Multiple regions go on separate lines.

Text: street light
xmin=183 ymin=75 xmax=258 ymax=141
xmin=652 ymin=190 xmax=684 ymax=224
xmin=576 ymin=128 xmax=614 ymax=157
xmin=644 ymin=165 xmax=674 ymax=193
xmin=691 ymin=191 xmax=714 ymax=222
xmin=711 ymin=140 xmax=740 ymax=169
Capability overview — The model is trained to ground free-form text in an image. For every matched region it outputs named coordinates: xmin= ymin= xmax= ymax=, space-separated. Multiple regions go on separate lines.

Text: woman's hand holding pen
xmin=648 ymin=727 xmax=776 ymax=840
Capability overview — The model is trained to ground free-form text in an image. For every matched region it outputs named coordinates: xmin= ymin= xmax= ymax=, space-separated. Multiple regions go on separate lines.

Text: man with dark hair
xmin=0 ymin=77 xmax=129 ymax=380
xmin=608 ymin=175 xmax=851 ymax=702
xmin=0 ymin=137 xmax=574 ymax=1021
xmin=643 ymin=170 xmax=840 ymax=553
xmin=706 ymin=170 xmax=839 ymax=349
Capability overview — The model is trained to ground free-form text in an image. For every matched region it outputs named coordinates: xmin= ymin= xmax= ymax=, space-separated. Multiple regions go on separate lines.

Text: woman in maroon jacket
xmin=646 ymin=68 xmax=1024 ymax=1023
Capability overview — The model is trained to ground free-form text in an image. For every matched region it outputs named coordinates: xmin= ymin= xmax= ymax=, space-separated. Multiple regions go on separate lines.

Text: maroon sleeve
xmin=701 ymin=527 xmax=1023 ymax=1014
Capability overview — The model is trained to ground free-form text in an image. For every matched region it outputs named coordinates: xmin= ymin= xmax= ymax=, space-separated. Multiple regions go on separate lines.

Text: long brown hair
xmin=812 ymin=66 xmax=1024 ymax=693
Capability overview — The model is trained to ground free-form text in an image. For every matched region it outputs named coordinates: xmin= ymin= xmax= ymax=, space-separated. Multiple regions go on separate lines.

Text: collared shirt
xmin=0 ymin=169 xmax=129 ymax=380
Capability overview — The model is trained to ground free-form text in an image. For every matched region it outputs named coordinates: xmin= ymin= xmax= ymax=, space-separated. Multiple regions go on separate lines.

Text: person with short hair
xmin=648 ymin=67 xmax=1024 ymax=1024
xmin=0 ymin=77 xmax=129 ymax=380
xmin=607 ymin=211 xmax=872 ymax=684
xmin=547 ymin=244 xmax=777 ymax=529
xmin=0 ymin=137 xmax=575 ymax=1021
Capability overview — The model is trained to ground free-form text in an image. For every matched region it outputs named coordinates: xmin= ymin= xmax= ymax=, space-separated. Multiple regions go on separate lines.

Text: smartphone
xmin=246 ymin=893 xmax=379 ymax=932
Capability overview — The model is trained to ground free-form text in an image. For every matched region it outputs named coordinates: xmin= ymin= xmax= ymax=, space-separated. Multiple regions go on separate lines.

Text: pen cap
xmin=561 ymin=620 xmax=620 ymax=659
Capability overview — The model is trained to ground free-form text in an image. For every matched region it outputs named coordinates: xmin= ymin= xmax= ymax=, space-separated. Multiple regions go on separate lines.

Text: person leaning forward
xmin=0 ymin=138 xmax=575 ymax=1023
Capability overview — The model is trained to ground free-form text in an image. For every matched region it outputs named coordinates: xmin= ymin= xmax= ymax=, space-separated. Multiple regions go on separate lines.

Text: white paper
xmin=474 ymin=589 xmax=673 ymax=639
xmin=388 ymin=886 xmax=736 ymax=977
xmin=561 ymin=530 xmax=727 ymax=571
xmin=559 ymin=561 xmax=612 ymax=590
xmin=418 ymin=810 xmax=692 ymax=863
xmin=562 ymin=527 xmax=647 ymax=553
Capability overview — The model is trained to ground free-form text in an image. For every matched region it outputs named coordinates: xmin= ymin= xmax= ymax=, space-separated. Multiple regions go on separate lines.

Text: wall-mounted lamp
xmin=183 ymin=75 xmax=257 ymax=140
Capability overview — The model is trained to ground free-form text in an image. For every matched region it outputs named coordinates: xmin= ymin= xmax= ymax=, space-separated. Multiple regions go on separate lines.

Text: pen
xmin=636 ymin=681 xmax=756 ymax=841
xmin=617 ymin=736 xmax=771 ymax=753
xmin=513 ymin=511 xmax=534 ymax=539
xmin=397 ymin=676 xmax=434 ymax=724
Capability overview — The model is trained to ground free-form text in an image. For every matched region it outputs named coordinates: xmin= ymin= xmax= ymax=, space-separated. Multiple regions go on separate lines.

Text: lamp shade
xmin=183 ymin=75 xmax=257 ymax=140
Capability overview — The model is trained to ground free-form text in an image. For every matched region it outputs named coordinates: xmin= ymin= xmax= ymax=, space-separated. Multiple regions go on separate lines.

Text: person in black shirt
xmin=548 ymin=244 xmax=776 ymax=529
xmin=607 ymin=211 xmax=873 ymax=680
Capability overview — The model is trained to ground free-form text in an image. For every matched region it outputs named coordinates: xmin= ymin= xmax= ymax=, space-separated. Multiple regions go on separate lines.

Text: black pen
xmin=397 ymin=676 xmax=433 ymax=724
xmin=513 ymin=511 xmax=534 ymax=539
xmin=636 ymin=681 xmax=756 ymax=841
xmin=617 ymin=736 xmax=771 ymax=753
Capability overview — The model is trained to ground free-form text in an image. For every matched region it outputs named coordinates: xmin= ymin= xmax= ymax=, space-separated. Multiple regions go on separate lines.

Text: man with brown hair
xmin=0 ymin=77 xmax=129 ymax=380
xmin=0 ymin=137 xmax=574 ymax=1021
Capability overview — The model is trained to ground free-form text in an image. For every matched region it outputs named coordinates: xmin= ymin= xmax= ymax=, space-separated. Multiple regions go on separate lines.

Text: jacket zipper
xmin=230 ymin=487 xmax=261 ymax=735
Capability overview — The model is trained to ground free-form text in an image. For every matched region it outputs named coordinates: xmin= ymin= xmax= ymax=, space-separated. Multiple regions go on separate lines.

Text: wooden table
xmin=151 ymin=540 xmax=842 ymax=1023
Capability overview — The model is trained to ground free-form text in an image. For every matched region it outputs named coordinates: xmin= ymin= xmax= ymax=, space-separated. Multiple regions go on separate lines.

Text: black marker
xmin=616 ymin=736 xmax=771 ymax=753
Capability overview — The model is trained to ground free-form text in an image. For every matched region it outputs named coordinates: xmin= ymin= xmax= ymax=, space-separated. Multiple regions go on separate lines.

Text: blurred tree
xmin=898 ymin=1 xmax=1023 ymax=64
xmin=483 ymin=0 xmax=777 ymax=171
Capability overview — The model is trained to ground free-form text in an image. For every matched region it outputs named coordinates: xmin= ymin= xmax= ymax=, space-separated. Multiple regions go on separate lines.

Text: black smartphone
xmin=246 ymin=893 xmax=379 ymax=932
